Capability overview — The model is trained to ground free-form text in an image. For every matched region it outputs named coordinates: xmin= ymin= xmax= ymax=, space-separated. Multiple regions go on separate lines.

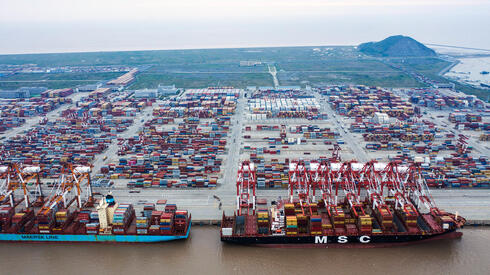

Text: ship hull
xmin=221 ymin=230 xmax=462 ymax=248
xmin=0 ymin=223 xmax=191 ymax=244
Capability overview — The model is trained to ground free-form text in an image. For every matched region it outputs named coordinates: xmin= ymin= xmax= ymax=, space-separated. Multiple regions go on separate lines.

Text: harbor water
xmin=0 ymin=227 xmax=489 ymax=275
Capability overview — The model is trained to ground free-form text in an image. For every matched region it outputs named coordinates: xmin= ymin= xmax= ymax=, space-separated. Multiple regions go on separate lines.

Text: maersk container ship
xmin=0 ymin=195 xmax=191 ymax=243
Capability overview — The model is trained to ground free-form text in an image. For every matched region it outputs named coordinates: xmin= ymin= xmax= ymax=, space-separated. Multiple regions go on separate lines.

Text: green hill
xmin=358 ymin=35 xmax=436 ymax=57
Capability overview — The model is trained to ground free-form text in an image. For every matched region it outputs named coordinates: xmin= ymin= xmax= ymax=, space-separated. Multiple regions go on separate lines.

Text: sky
xmin=0 ymin=0 xmax=489 ymax=54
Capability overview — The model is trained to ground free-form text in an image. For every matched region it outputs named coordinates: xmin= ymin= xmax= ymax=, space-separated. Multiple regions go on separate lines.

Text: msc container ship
xmin=220 ymin=160 xmax=466 ymax=247
xmin=0 ymin=164 xmax=190 ymax=243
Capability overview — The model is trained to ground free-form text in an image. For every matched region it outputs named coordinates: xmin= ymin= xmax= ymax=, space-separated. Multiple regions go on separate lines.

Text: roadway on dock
xmin=94 ymin=186 xmax=490 ymax=222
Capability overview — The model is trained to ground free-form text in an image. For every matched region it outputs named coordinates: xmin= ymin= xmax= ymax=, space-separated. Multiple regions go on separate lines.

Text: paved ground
xmin=92 ymin=186 xmax=490 ymax=222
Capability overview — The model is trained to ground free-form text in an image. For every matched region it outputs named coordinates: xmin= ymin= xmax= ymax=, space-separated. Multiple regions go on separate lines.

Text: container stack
xmin=143 ymin=204 xmax=155 ymax=218
xmin=330 ymin=207 xmax=345 ymax=234
xmin=174 ymin=210 xmax=188 ymax=234
xmin=36 ymin=211 xmax=54 ymax=234
xmin=310 ymin=215 xmax=322 ymax=235
xmin=245 ymin=215 xmax=257 ymax=236
xmin=136 ymin=216 xmax=149 ymax=235
xmin=112 ymin=204 xmax=134 ymax=234
xmin=296 ymin=214 xmax=308 ymax=234
xmin=0 ymin=206 xmax=14 ymax=232
xmin=321 ymin=213 xmax=333 ymax=235
xmin=85 ymin=223 xmax=99 ymax=234
xmin=55 ymin=210 xmax=69 ymax=225
xmin=257 ymin=209 xmax=270 ymax=235
xmin=286 ymin=216 xmax=298 ymax=235
xmin=159 ymin=213 xmax=173 ymax=235
xmin=357 ymin=215 xmax=372 ymax=235
xmin=401 ymin=209 xmax=418 ymax=233
xmin=376 ymin=209 xmax=393 ymax=231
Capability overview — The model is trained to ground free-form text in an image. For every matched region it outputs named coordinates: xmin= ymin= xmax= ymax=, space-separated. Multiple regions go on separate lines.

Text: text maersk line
xmin=314 ymin=235 xmax=371 ymax=244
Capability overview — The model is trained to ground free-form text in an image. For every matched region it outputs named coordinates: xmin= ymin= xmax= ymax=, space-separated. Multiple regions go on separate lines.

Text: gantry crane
xmin=0 ymin=163 xmax=43 ymax=208
xmin=38 ymin=164 xmax=93 ymax=216
xmin=236 ymin=161 xmax=256 ymax=216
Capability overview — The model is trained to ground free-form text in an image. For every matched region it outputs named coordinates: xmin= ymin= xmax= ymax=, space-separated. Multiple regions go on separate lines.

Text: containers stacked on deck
xmin=285 ymin=216 xmax=298 ymax=235
xmin=114 ymin=88 xmax=238 ymax=188
xmin=321 ymin=85 xmax=415 ymax=120
xmin=112 ymin=204 xmax=134 ymax=234
xmin=173 ymin=210 xmax=188 ymax=234
xmin=257 ymin=209 xmax=270 ymax=235
xmin=1 ymin=197 xmax=190 ymax=240
xmin=159 ymin=213 xmax=173 ymax=235
xmin=0 ymin=207 xmax=15 ymax=232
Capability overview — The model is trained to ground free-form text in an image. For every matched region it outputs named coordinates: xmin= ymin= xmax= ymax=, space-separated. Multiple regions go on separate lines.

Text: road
xmin=94 ymin=186 xmax=490 ymax=222
xmin=0 ymin=92 xmax=88 ymax=140
xmin=90 ymin=106 xmax=155 ymax=176
xmin=312 ymin=91 xmax=369 ymax=162
xmin=268 ymin=65 xmax=279 ymax=88
xmin=219 ymin=91 xmax=247 ymax=193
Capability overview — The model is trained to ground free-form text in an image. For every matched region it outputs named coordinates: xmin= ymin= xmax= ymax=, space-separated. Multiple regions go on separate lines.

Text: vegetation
xmin=129 ymin=72 xmax=272 ymax=89
xmin=0 ymin=45 xmax=486 ymax=100
xmin=359 ymin=35 xmax=436 ymax=57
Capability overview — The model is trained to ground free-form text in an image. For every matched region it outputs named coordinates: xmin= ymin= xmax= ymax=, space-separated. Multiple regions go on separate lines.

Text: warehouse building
xmin=134 ymin=88 xmax=158 ymax=98
xmin=0 ymin=87 xmax=47 ymax=99
xmin=158 ymin=84 xmax=179 ymax=96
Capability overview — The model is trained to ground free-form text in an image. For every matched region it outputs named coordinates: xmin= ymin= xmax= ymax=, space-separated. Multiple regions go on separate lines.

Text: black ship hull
xmin=221 ymin=230 xmax=462 ymax=248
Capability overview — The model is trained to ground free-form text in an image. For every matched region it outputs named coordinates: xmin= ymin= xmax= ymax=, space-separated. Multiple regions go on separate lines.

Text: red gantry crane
xmin=236 ymin=161 xmax=256 ymax=216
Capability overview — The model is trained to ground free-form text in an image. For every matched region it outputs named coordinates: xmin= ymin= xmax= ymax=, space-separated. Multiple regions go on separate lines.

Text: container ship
xmin=221 ymin=160 xmax=466 ymax=247
xmin=0 ymin=164 xmax=190 ymax=243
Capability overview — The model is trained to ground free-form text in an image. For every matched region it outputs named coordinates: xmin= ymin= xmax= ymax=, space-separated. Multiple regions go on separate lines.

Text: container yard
xmin=0 ymin=97 xmax=71 ymax=133
xmin=318 ymin=85 xmax=489 ymax=189
xmin=98 ymin=88 xmax=239 ymax=189
xmin=0 ymin=82 xmax=489 ymax=229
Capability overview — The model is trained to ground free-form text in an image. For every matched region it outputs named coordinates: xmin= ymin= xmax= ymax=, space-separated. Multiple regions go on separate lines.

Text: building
xmin=77 ymin=83 xmax=102 ymax=92
xmin=158 ymin=84 xmax=179 ymax=96
xmin=372 ymin=112 xmax=390 ymax=124
xmin=432 ymin=82 xmax=455 ymax=89
xmin=0 ymin=87 xmax=47 ymax=99
xmin=134 ymin=88 xmax=158 ymax=98
xmin=240 ymin=61 xmax=262 ymax=67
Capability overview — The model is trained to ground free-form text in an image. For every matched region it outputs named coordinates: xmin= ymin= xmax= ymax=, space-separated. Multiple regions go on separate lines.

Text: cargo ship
xmin=221 ymin=161 xmax=466 ymax=247
xmin=0 ymin=164 xmax=191 ymax=243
